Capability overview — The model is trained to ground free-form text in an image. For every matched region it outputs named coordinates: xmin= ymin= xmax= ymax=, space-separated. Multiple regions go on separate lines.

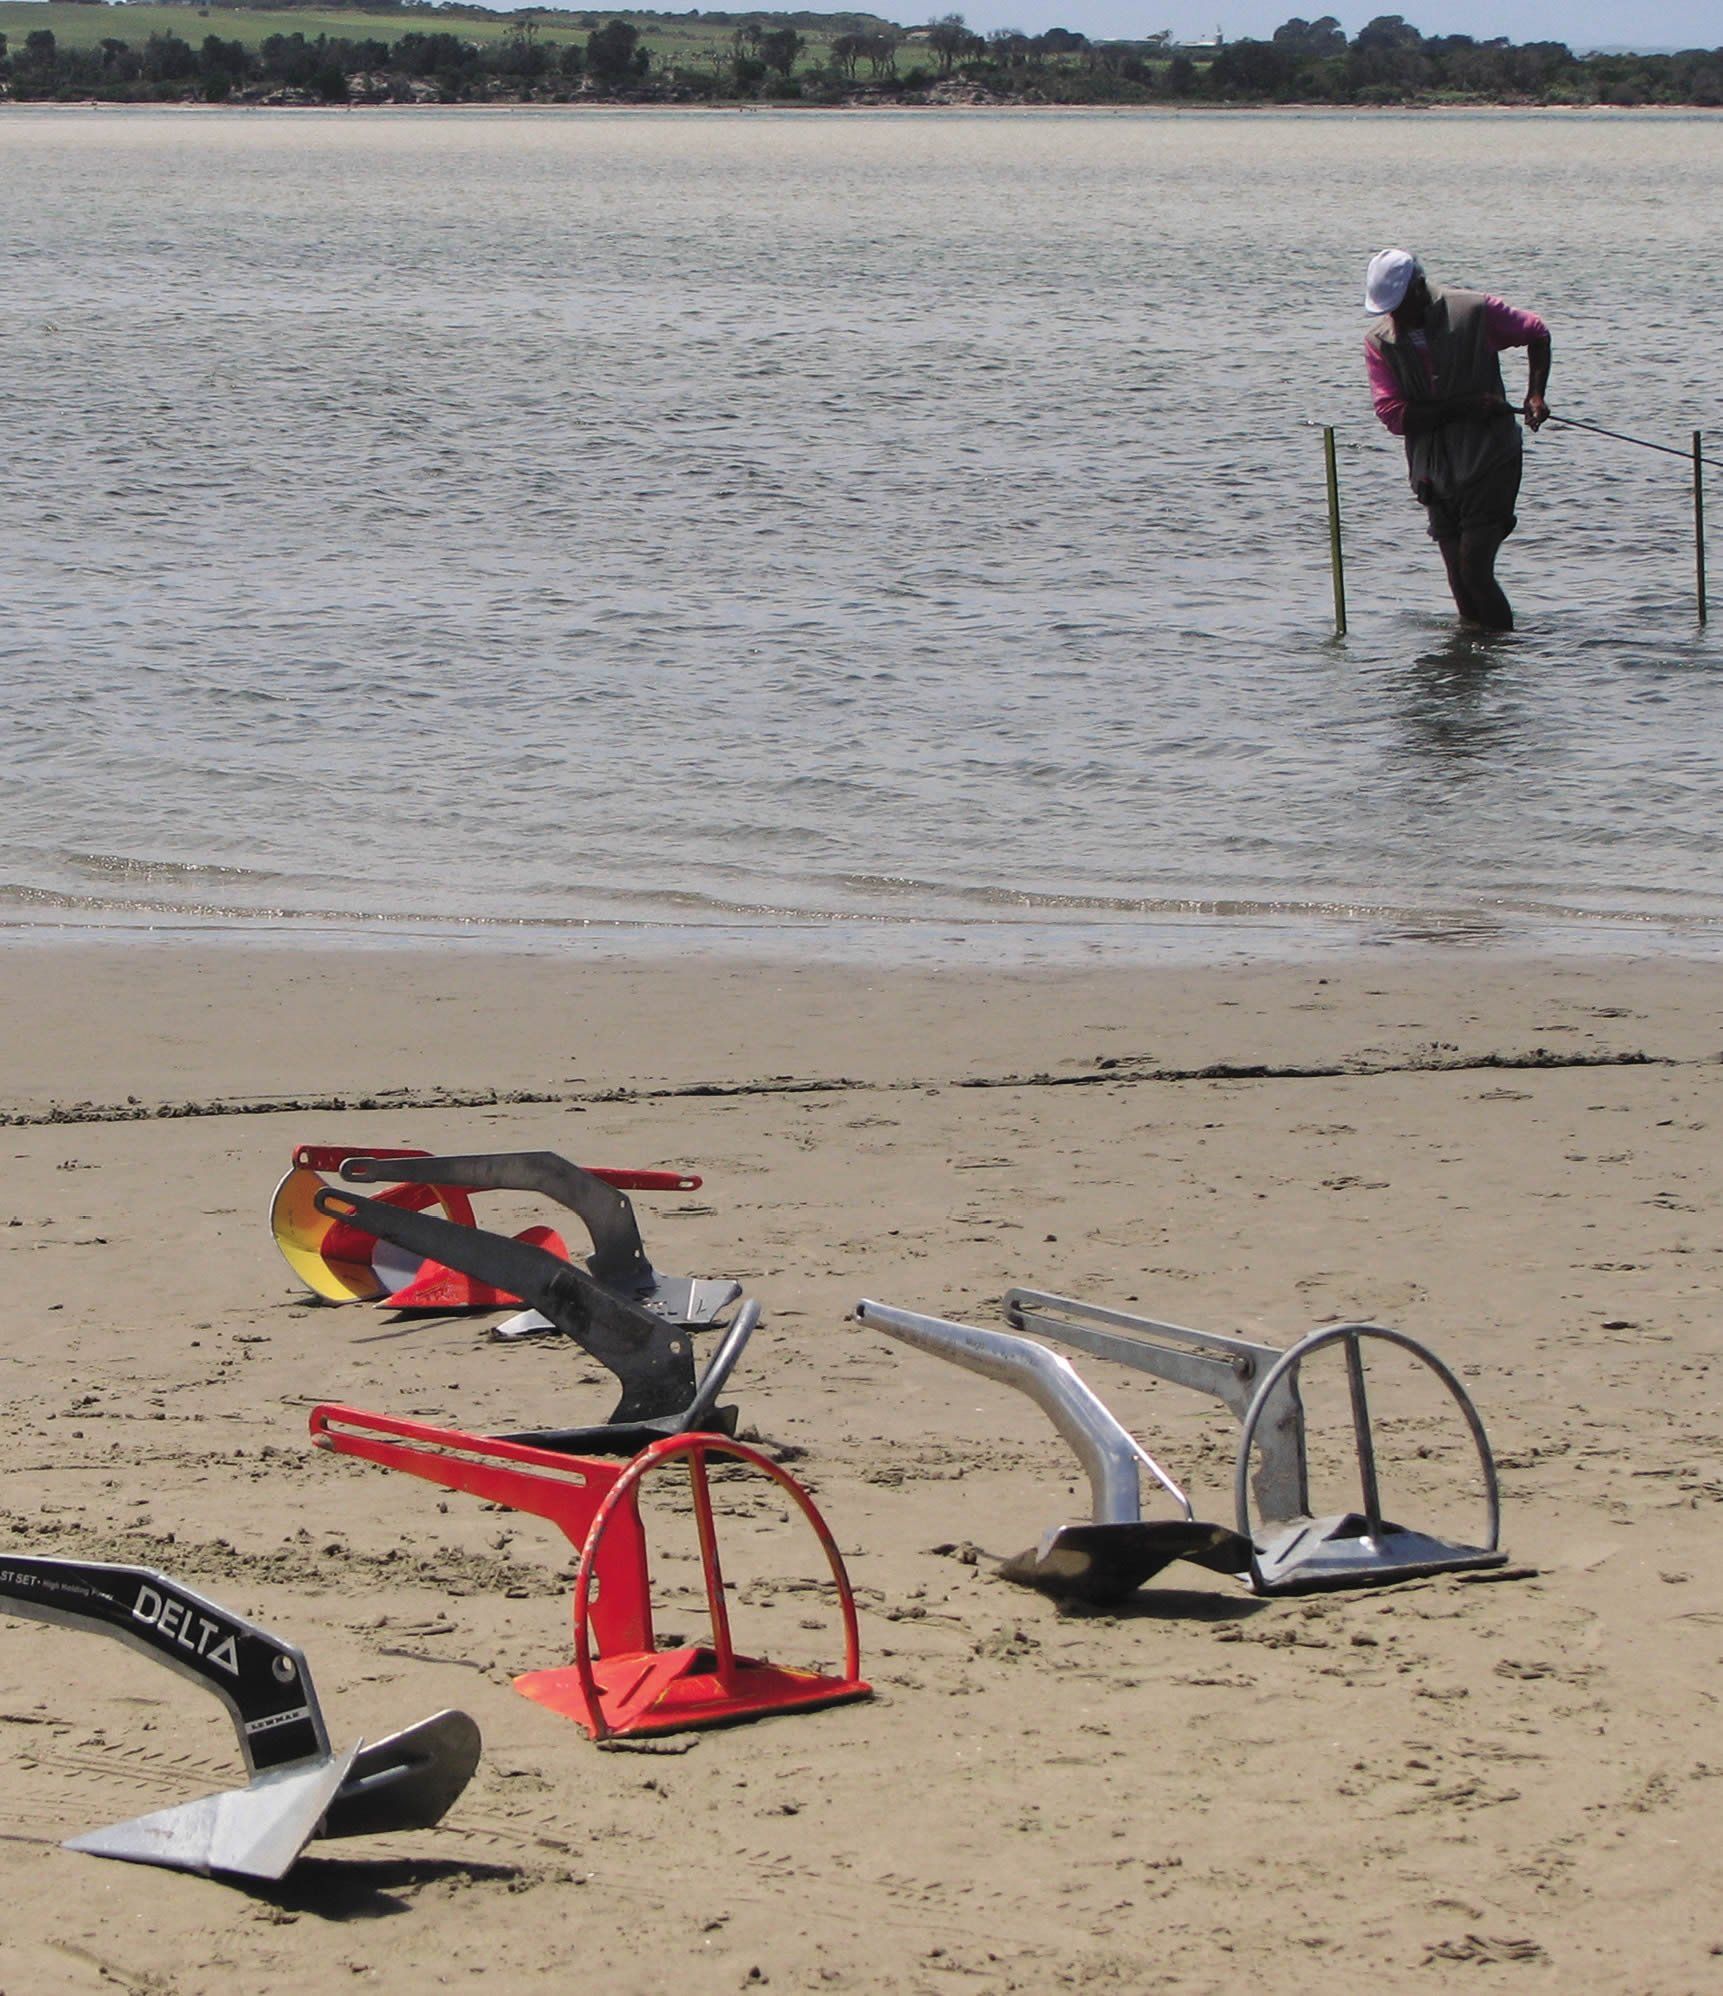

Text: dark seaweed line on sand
xmin=0 ymin=1047 xmax=1701 ymax=1128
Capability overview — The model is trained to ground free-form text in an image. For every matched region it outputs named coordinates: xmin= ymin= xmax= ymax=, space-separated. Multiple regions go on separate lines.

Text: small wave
xmin=787 ymin=872 xmax=1723 ymax=930
xmin=62 ymin=851 xmax=290 ymax=887
xmin=5 ymin=875 xmax=1723 ymax=958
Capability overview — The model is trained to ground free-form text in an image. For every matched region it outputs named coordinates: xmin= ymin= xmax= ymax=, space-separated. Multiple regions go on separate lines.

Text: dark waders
xmin=1436 ymin=528 xmax=1514 ymax=630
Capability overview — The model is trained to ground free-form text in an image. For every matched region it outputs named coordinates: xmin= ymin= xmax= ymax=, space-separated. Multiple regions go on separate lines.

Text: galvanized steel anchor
xmin=857 ymin=1289 xmax=1504 ymax=1602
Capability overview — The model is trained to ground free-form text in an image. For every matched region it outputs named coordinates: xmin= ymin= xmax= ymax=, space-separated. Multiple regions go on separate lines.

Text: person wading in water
xmin=1363 ymin=249 xmax=1551 ymax=631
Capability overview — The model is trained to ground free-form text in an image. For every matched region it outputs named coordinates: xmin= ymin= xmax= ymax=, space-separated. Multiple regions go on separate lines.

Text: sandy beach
xmin=0 ymin=939 xmax=1718 ymax=1993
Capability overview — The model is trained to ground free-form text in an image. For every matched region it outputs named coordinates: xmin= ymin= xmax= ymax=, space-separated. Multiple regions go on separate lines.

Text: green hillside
xmin=0 ymin=0 xmax=897 ymax=61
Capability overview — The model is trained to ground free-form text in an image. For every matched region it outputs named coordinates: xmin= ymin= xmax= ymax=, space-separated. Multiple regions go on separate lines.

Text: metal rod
xmin=688 ymin=1448 xmax=737 ymax=1683
xmin=1342 ymin=1333 xmax=1384 ymax=1540
xmin=1544 ymin=412 xmax=1693 ymax=461
xmin=1324 ymin=425 xmax=1347 ymax=636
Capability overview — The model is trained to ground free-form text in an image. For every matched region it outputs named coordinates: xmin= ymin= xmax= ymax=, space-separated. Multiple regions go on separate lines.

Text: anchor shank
xmin=313 ymin=1187 xmax=699 ymax=1422
xmin=342 ymin=1150 xmax=654 ymax=1293
xmin=857 ymin=1300 xmax=1149 ymax=1525
xmin=0 ymin=1556 xmax=330 ymax=1775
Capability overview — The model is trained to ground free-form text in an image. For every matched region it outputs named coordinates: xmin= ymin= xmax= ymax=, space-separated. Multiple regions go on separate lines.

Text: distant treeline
xmin=30 ymin=0 xmax=897 ymax=22
xmin=3 ymin=10 xmax=1721 ymax=105
xmin=1190 ymin=14 xmax=1723 ymax=106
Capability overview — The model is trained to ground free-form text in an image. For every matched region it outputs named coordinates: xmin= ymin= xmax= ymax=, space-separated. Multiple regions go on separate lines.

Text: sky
xmin=949 ymin=1 xmax=1723 ymax=49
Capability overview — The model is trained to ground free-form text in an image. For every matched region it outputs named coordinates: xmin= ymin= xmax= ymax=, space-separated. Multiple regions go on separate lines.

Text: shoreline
xmin=5 ymin=938 xmax=1720 ymax=1117
xmin=2 ymin=98 xmax=1719 ymax=1985
xmin=6 ymin=97 xmax=1723 ymax=115
xmin=5 ymin=897 xmax=1723 ymax=972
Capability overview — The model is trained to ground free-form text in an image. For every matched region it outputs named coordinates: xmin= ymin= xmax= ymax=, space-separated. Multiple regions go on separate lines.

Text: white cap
xmin=1363 ymin=247 xmax=1421 ymax=315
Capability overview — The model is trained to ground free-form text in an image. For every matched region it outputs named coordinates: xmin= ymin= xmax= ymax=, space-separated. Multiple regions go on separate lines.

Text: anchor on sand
xmin=0 ymin=1554 xmax=480 ymax=1881
xmin=857 ymin=1287 xmax=1504 ymax=1604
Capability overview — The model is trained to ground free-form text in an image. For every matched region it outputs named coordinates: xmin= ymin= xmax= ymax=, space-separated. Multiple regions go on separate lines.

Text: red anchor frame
xmin=309 ymin=1406 xmax=869 ymax=1741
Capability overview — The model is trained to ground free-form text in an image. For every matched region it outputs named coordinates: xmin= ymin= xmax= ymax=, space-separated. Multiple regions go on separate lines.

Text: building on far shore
xmin=1089 ymin=27 xmax=1226 ymax=54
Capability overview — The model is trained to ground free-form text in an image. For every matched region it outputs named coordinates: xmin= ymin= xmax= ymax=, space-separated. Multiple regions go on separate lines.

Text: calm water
xmin=2 ymin=107 xmax=1720 ymax=964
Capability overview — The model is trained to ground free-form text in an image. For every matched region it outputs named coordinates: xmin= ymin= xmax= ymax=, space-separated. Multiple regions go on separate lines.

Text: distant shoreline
xmin=6 ymin=97 xmax=1723 ymax=113
xmin=7 ymin=7 xmax=1718 ymax=116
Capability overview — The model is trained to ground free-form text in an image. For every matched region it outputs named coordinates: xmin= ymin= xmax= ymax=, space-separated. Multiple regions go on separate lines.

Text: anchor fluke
xmin=1000 ymin=1520 xmax=1253 ymax=1606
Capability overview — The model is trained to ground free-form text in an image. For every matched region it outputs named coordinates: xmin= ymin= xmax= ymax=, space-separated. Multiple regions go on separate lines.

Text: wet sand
xmin=0 ymin=941 xmax=1718 ymax=1992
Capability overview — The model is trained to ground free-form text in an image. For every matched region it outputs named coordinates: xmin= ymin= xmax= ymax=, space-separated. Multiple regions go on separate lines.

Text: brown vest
xmin=1367 ymin=286 xmax=1521 ymax=496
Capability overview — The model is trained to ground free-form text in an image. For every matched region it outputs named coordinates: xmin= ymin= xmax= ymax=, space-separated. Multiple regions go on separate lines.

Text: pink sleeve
xmin=1364 ymin=339 xmax=1408 ymax=436
xmin=1484 ymin=296 xmax=1549 ymax=349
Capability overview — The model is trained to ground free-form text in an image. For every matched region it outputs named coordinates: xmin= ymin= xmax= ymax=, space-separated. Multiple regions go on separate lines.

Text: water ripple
xmin=1 ymin=108 xmax=1719 ymax=961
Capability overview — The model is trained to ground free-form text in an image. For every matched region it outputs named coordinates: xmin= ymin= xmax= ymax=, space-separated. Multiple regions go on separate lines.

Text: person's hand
xmin=1523 ymin=392 xmax=1550 ymax=431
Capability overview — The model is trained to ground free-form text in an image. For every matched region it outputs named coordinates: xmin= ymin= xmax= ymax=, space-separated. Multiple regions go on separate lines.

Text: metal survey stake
xmin=1324 ymin=424 xmax=1347 ymax=635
